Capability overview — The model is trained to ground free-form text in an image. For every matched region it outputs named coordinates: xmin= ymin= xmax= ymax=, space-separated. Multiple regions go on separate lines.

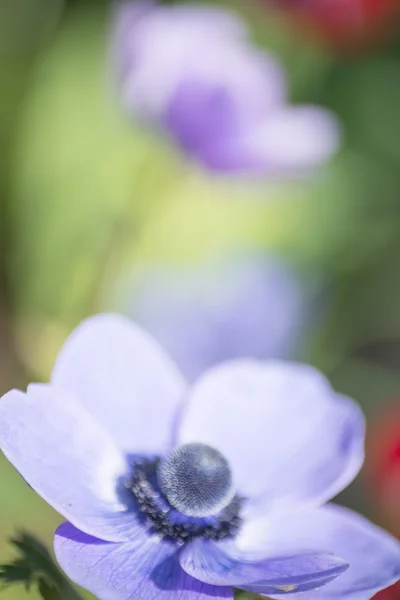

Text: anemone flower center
xmin=157 ymin=442 xmax=235 ymax=517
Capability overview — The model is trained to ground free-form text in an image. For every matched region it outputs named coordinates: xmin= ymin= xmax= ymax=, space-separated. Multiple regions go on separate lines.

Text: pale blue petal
xmin=179 ymin=361 xmax=364 ymax=508
xmin=0 ymin=384 xmax=144 ymax=542
xmin=237 ymin=505 xmax=400 ymax=600
xmin=180 ymin=538 xmax=347 ymax=591
xmin=51 ymin=314 xmax=186 ymax=456
xmin=54 ymin=523 xmax=233 ymax=600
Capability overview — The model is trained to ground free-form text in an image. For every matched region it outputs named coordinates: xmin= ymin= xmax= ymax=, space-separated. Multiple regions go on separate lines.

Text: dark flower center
xmin=157 ymin=443 xmax=235 ymax=517
xmin=126 ymin=447 xmax=242 ymax=544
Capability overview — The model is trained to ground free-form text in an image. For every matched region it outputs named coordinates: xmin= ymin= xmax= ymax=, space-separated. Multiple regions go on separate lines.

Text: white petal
xmin=179 ymin=360 xmax=364 ymax=509
xmin=52 ymin=314 xmax=186 ymax=456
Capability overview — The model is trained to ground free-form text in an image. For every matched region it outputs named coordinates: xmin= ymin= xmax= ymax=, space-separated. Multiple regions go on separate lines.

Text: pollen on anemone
xmin=0 ymin=314 xmax=400 ymax=600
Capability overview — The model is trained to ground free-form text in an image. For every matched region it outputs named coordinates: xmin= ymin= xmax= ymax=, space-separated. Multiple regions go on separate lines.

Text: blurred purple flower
xmin=128 ymin=255 xmax=312 ymax=382
xmin=1 ymin=314 xmax=400 ymax=600
xmin=112 ymin=2 xmax=341 ymax=175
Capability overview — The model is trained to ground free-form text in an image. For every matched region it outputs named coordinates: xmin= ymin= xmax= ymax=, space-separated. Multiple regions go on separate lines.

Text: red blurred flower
xmin=268 ymin=0 xmax=400 ymax=53
xmin=373 ymin=580 xmax=400 ymax=600
xmin=365 ymin=402 xmax=400 ymax=538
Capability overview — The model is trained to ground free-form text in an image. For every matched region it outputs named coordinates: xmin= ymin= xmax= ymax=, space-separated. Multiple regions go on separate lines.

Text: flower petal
xmin=249 ymin=106 xmax=341 ymax=172
xmin=178 ymin=361 xmax=364 ymax=508
xmin=54 ymin=522 xmax=233 ymax=600
xmin=0 ymin=384 xmax=146 ymax=542
xmin=52 ymin=314 xmax=186 ymax=456
xmin=164 ymin=52 xmax=286 ymax=161
xmin=115 ymin=1 xmax=284 ymax=125
xmin=237 ymin=504 xmax=400 ymax=600
xmin=204 ymin=106 xmax=340 ymax=174
xmin=180 ymin=538 xmax=347 ymax=592
xmin=129 ymin=255 xmax=307 ymax=383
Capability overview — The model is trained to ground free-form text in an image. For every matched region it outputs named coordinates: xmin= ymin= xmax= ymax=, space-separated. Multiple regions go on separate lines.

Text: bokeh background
xmin=1 ymin=0 xmax=400 ymax=597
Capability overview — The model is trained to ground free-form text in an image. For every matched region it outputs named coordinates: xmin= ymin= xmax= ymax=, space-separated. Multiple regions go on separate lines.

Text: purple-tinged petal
xmin=54 ymin=522 xmax=233 ymax=600
xmin=112 ymin=2 xmax=340 ymax=176
xmin=0 ymin=384 xmax=145 ymax=542
xmin=115 ymin=2 xmax=247 ymax=120
xmin=237 ymin=505 xmax=400 ymax=600
xmin=114 ymin=0 xmax=248 ymax=81
xmin=180 ymin=538 xmax=347 ymax=592
xmin=114 ymin=1 xmax=285 ymax=126
xmin=51 ymin=314 xmax=186 ymax=456
xmin=203 ymin=106 xmax=341 ymax=174
xmin=250 ymin=106 xmax=341 ymax=172
xmin=164 ymin=53 xmax=287 ymax=159
xmin=164 ymin=81 xmax=239 ymax=159
xmin=178 ymin=361 xmax=364 ymax=508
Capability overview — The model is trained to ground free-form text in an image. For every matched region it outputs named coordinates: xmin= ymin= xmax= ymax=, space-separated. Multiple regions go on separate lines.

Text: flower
xmin=366 ymin=403 xmax=400 ymax=495
xmin=372 ymin=580 xmax=400 ymax=600
xmin=364 ymin=405 xmax=400 ymax=600
xmin=1 ymin=314 xmax=399 ymax=600
xmin=266 ymin=0 xmax=399 ymax=52
xmin=112 ymin=2 xmax=340 ymax=175
xmin=365 ymin=402 xmax=400 ymax=539
xmin=127 ymin=254 xmax=313 ymax=382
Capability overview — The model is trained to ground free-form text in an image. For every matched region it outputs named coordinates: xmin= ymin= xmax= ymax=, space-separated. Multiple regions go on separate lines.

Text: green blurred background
xmin=1 ymin=0 xmax=400 ymax=597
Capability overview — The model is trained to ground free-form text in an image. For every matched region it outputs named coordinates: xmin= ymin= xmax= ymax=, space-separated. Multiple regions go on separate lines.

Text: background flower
xmin=258 ymin=0 xmax=400 ymax=52
xmin=373 ymin=580 xmax=400 ymax=600
xmin=364 ymin=403 xmax=400 ymax=600
xmin=125 ymin=253 xmax=322 ymax=382
xmin=365 ymin=402 xmax=400 ymax=539
xmin=113 ymin=1 xmax=340 ymax=174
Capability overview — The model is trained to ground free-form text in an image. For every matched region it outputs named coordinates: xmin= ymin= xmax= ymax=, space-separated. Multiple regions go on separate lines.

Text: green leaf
xmin=0 ymin=559 xmax=33 ymax=587
xmin=38 ymin=578 xmax=63 ymax=600
xmin=0 ymin=532 xmax=84 ymax=600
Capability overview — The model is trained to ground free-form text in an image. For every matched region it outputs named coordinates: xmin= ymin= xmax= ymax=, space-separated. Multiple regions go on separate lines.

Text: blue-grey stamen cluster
xmin=158 ymin=443 xmax=235 ymax=517
xmin=126 ymin=458 xmax=243 ymax=544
